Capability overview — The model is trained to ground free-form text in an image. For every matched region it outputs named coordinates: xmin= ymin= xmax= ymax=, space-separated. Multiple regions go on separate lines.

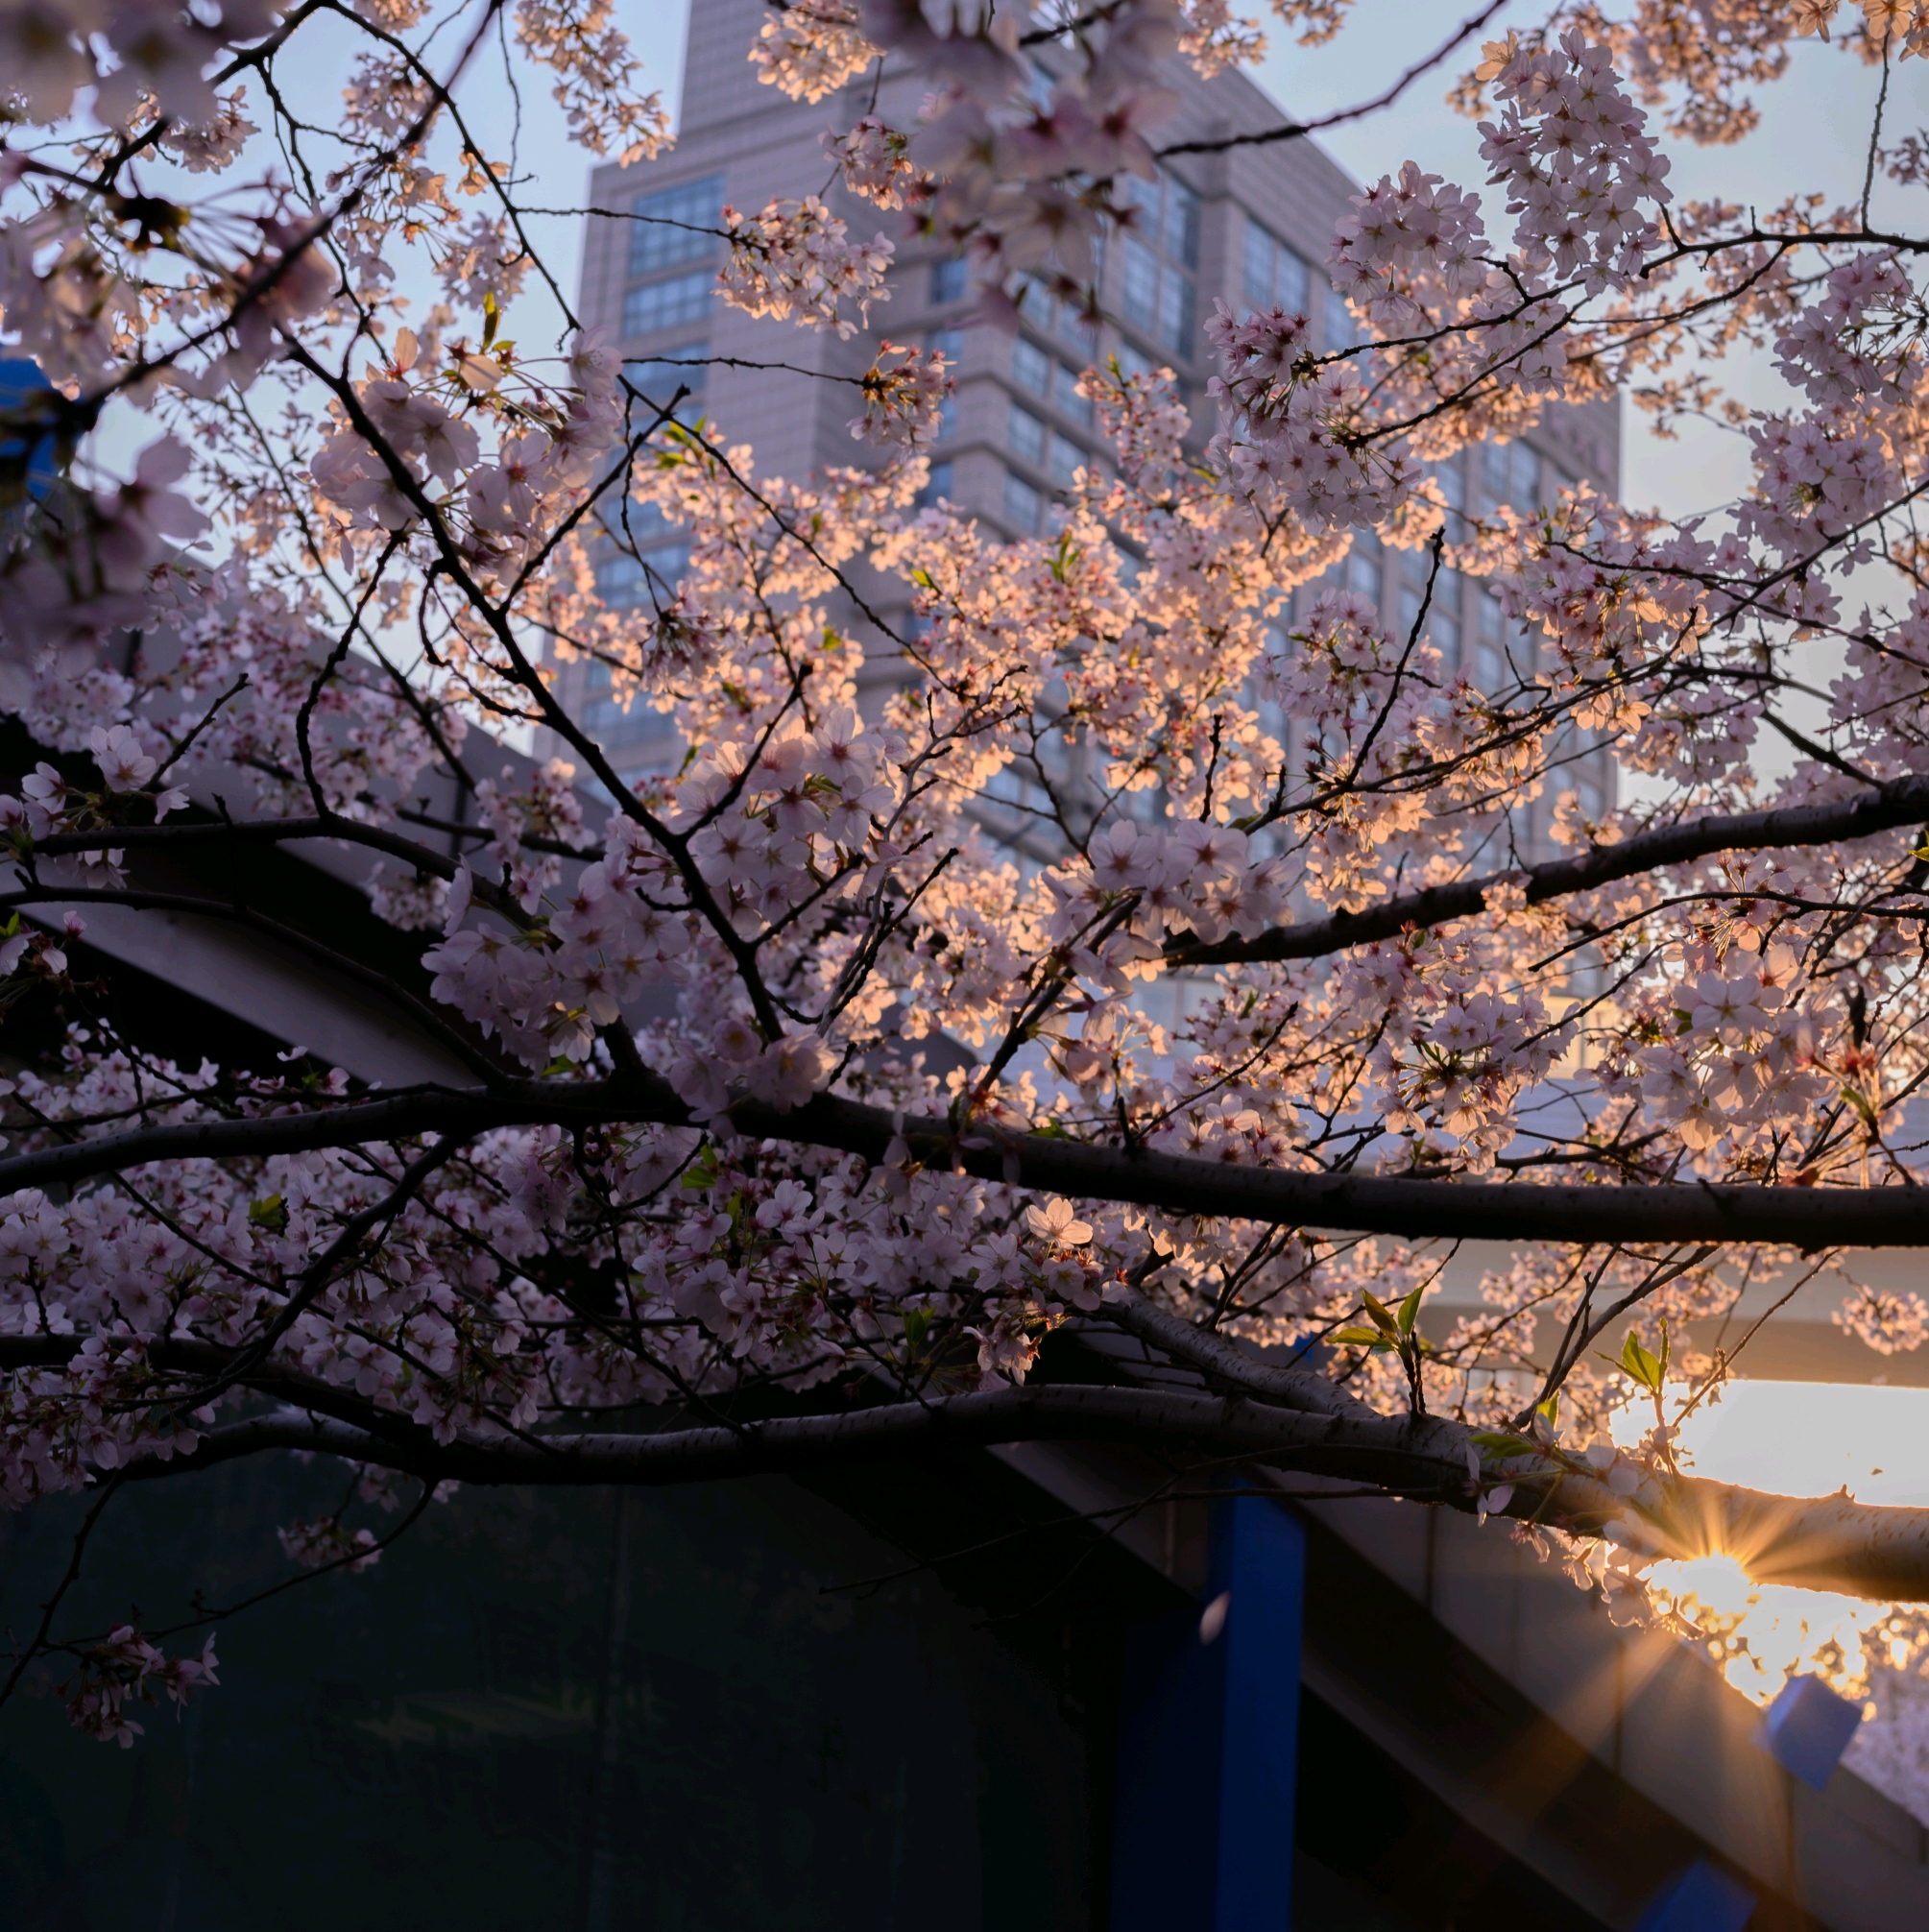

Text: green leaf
xmin=1329 ymin=1326 xmax=1386 ymax=1348
xmin=1396 ymin=1284 xmax=1424 ymax=1338
xmin=248 ymin=1195 xmax=288 ymax=1234
xmin=903 ymin=1308 xmax=931 ymax=1349
xmin=1534 ymin=1391 xmax=1560 ymax=1433
xmin=1361 ymin=1291 xmax=1399 ymax=1336
xmin=1619 ymin=1329 xmax=1664 ymax=1392
xmin=1471 ymin=1431 xmax=1532 ymax=1456
xmin=482 ymin=290 xmax=499 ymax=347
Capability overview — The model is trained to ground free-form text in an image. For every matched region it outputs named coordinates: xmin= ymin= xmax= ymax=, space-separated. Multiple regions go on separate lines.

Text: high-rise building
xmin=562 ymin=0 xmax=1619 ymax=852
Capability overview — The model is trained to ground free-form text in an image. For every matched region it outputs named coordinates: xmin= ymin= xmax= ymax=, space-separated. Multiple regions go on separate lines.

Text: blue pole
xmin=0 ymin=357 xmax=60 ymax=501
xmin=1110 ymin=1494 xmax=1306 ymax=1930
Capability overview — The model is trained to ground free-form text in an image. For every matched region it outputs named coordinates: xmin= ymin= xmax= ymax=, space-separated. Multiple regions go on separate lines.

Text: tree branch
xmin=1173 ymin=774 xmax=1929 ymax=967
xmin=9 ymin=1075 xmax=1929 ymax=1249
xmin=84 ymin=1386 xmax=1929 ymax=1603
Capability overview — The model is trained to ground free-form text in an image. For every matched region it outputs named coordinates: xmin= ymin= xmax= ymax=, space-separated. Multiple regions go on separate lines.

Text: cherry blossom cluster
xmin=511 ymin=0 xmax=671 ymax=166
xmin=750 ymin=0 xmax=877 ymax=103
xmin=1205 ymin=302 xmax=1426 ymax=531
xmin=822 ymin=118 xmax=924 ymax=210
xmin=718 ymin=198 xmax=896 ymax=339
xmin=1477 ymin=29 xmax=1672 ymax=296
xmin=847 ymin=341 xmax=954 ymax=450
xmin=62 ymin=1628 xmax=220 ymax=1749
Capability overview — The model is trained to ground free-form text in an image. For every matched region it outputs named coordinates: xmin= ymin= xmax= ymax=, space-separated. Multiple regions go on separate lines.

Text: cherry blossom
xmin=3 ymin=0 xmax=1929 ymax=1757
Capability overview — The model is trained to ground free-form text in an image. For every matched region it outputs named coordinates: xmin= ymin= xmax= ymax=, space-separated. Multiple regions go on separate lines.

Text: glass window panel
xmin=1060 ymin=303 xmax=1097 ymax=355
xmin=1242 ymin=220 xmax=1273 ymax=311
xmin=1434 ymin=456 xmax=1464 ymax=511
xmin=1116 ymin=339 xmax=1154 ymax=380
xmin=1048 ymin=431 xmax=1081 ymax=486
xmin=629 ymin=175 xmax=723 ymax=278
xmin=625 ymin=344 xmax=708 ymax=403
xmin=1475 ymin=585 xmax=1505 ymax=644
xmin=916 ymin=459 xmax=953 ymax=509
xmin=1157 ymin=271 xmax=1194 ymax=354
xmin=1012 ymin=337 xmax=1051 ymax=395
xmin=1054 ymin=362 xmax=1094 ymax=423
xmin=1345 ymin=549 xmax=1383 ymax=601
xmin=1164 ymin=173 xmax=1200 ymax=267
xmin=1481 ymin=442 xmax=1509 ymax=502
xmin=1275 ymin=244 xmax=1309 ymax=313
xmin=1007 ymin=402 xmax=1047 ymax=466
xmin=1324 ymin=285 xmax=1358 ymax=349
xmin=1511 ymin=442 xmax=1541 ymax=505
xmin=930 ymin=256 xmax=968 ymax=303
xmin=928 ymin=326 xmax=964 ymax=365
xmin=1430 ymin=607 xmax=1460 ymax=665
xmin=596 ymin=532 xmax=689 ymax=607
xmin=622 ymin=270 xmax=713 ymax=338
xmin=1002 ymin=469 xmax=1042 ymax=533
xmin=1121 ymin=238 xmax=1160 ymax=334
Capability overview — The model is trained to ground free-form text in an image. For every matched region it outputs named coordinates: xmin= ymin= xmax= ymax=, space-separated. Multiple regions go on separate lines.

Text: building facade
xmin=564 ymin=0 xmax=1619 ymax=856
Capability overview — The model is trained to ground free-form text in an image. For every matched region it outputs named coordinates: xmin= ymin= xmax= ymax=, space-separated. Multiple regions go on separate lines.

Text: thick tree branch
xmin=1173 ymin=774 xmax=1929 ymax=967
xmin=83 ymin=1384 xmax=1929 ymax=1603
xmin=9 ymin=1077 xmax=1929 ymax=1248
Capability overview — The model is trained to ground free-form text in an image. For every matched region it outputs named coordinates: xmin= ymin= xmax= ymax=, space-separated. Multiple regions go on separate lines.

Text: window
xmin=1048 ymin=431 xmax=1082 ymax=487
xmin=928 ymin=326 xmax=965 ymax=366
xmin=1117 ymin=169 xmax=1198 ymax=357
xmin=596 ymin=505 xmax=689 ymax=608
xmin=1345 ymin=545 xmax=1382 ymax=603
xmin=1420 ymin=569 xmax=1463 ymax=664
xmin=628 ymin=174 xmax=723 ymax=278
xmin=1480 ymin=441 xmax=1508 ymax=506
xmin=1003 ymin=469 xmax=1042 ymax=533
xmin=1242 ymin=218 xmax=1310 ymax=314
xmin=1474 ymin=585 xmax=1507 ymax=688
xmin=1019 ymin=279 xmax=1098 ymax=355
xmin=1511 ymin=442 xmax=1541 ymax=507
xmin=1122 ymin=237 xmax=1160 ymax=328
xmin=625 ymin=344 xmax=708 ymax=405
xmin=1324 ymin=284 xmax=1359 ymax=350
xmin=1577 ymin=764 xmax=1606 ymax=819
xmin=1054 ymin=362 xmax=1094 ymax=425
xmin=1115 ymin=339 xmax=1155 ymax=381
xmin=1122 ymin=169 xmax=1200 ymax=268
xmin=623 ymin=269 xmax=712 ymax=338
xmin=930 ymin=256 xmax=969 ymax=303
xmin=1008 ymin=402 xmax=1047 ymax=467
xmin=916 ymin=460 xmax=953 ymax=509
xmin=1121 ymin=237 xmax=1194 ymax=354
xmin=585 ymin=664 xmax=678 ymax=761
xmin=1013 ymin=337 xmax=1051 ymax=397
